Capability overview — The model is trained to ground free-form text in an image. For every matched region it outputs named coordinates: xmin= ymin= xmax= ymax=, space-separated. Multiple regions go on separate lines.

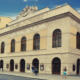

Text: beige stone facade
xmin=0 ymin=4 xmax=80 ymax=75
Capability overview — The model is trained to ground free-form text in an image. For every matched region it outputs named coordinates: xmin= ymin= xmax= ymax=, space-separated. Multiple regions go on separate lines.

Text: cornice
xmin=0 ymin=12 xmax=79 ymax=37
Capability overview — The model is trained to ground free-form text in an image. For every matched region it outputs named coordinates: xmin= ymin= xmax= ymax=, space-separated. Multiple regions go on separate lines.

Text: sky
xmin=0 ymin=0 xmax=80 ymax=19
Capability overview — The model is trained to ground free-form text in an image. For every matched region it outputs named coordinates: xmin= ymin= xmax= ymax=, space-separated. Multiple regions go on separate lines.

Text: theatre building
xmin=0 ymin=4 xmax=80 ymax=75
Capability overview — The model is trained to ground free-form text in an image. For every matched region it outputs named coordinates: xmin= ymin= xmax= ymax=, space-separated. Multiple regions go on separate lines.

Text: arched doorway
xmin=0 ymin=60 xmax=3 ymax=71
xmin=10 ymin=59 xmax=14 ymax=71
xmin=52 ymin=57 xmax=61 ymax=75
xmin=77 ymin=59 xmax=80 ymax=75
xmin=32 ymin=58 xmax=39 ymax=73
xmin=20 ymin=59 xmax=25 ymax=72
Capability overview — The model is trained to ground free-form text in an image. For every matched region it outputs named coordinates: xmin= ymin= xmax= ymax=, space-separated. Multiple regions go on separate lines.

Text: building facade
xmin=0 ymin=4 xmax=80 ymax=75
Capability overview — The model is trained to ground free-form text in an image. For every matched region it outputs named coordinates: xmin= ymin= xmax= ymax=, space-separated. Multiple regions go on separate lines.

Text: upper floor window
xmin=11 ymin=39 xmax=15 ymax=52
xmin=33 ymin=33 xmax=40 ymax=50
xmin=1 ymin=42 xmax=5 ymax=53
xmin=52 ymin=29 xmax=61 ymax=48
xmin=21 ymin=37 xmax=26 ymax=51
xmin=76 ymin=32 xmax=80 ymax=49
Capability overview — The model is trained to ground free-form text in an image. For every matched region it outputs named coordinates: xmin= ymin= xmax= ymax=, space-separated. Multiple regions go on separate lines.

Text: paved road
xmin=0 ymin=74 xmax=45 ymax=80
xmin=0 ymin=72 xmax=80 ymax=80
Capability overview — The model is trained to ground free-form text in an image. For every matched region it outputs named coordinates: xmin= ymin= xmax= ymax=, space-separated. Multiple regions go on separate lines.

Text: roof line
xmin=0 ymin=12 xmax=79 ymax=37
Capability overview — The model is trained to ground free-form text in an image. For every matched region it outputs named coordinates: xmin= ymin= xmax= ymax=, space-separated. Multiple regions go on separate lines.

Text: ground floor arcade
xmin=0 ymin=53 xmax=80 ymax=75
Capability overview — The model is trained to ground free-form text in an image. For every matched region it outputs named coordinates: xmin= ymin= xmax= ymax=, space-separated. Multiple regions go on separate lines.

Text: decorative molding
xmin=16 ymin=6 xmax=38 ymax=19
xmin=0 ymin=12 xmax=79 ymax=37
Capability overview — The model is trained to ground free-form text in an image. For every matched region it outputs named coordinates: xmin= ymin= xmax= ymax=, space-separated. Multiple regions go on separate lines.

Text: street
xmin=0 ymin=74 xmax=45 ymax=80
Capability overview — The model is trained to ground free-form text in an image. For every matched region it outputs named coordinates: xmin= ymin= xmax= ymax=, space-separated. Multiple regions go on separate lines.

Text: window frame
xmin=52 ymin=29 xmax=61 ymax=48
xmin=21 ymin=37 xmax=26 ymax=51
xmin=1 ymin=42 xmax=5 ymax=53
xmin=33 ymin=33 xmax=40 ymax=50
xmin=11 ymin=39 xmax=15 ymax=53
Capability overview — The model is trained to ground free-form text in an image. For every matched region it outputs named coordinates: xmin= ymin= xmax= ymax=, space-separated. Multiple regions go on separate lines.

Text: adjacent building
xmin=0 ymin=4 xmax=80 ymax=75
xmin=0 ymin=17 xmax=12 ymax=29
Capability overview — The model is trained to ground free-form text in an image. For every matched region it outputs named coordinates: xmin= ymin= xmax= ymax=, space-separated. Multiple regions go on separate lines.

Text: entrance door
xmin=77 ymin=59 xmax=80 ymax=75
xmin=32 ymin=58 xmax=39 ymax=73
xmin=20 ymin=59 xmax=25 ymax=72
xmin=10 ymin=60 xmax=14 ymax=71
xmin=0 ymin=60 xmax=3 ymax=71
xmin=52 ymin=57 xmax=61 ymax=74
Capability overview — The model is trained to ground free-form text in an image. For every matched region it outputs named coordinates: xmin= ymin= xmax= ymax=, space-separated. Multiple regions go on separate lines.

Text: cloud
xmin=8 ymin=13 xmax=18 ymax=20
xmin=0 ymin=12 xmax=18 ymax=20
xmin=34 ymin=0 xmax=38 ymax=1
xmin=23 ymin=0 xmax=28 ymax=2
xmin=76 ymin=8 xmax=80 ymax=13
xmin=10 ymin=16 xmax=16 ymax=20
xmin=23 ymin=0 xmax=38 ymax=2
xmin=78 ymin=9 xmax=80 ymax=13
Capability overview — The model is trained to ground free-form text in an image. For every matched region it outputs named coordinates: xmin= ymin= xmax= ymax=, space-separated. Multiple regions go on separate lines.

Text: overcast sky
xmin=0 ymin=0 xmax=80 ymax=19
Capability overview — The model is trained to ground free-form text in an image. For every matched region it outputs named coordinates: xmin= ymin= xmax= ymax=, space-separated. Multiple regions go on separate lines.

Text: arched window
xmin=1 ymin=42 xmax=5 ymax=53
xmin=21 ymin=37 xmax=26 ymax=51
xmin=76 ymin=32 xmax=80 ymax=49
xmin=52 ymin=29 xmax=61 ymax=48
xmin=11 ymin=39 xmax=15 ymax=52
xmin=33 ymin=34 xmax=40 ymax=50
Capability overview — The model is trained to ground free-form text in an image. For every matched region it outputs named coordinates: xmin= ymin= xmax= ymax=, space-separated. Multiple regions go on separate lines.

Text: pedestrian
xmin=34 ymin=68 xmax=38 ymax=75
xmin=63 ymin=67 xmax=67 ymax=79
xmin=32 ymin=65 xmax=34 ymax=73
xmin=2 ymin=67 xmax=3 ymax=72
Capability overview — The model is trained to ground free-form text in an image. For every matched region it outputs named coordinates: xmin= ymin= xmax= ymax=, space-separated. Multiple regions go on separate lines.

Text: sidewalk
xmin=0 ymin=71 xmax=80 ymax=80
